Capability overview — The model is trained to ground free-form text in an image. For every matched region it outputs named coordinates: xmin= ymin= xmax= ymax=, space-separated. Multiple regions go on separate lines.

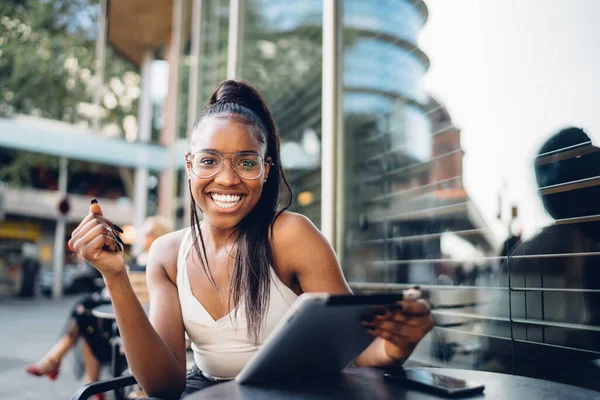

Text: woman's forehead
xmin=190 ymin=117 xmax=264 ymax=153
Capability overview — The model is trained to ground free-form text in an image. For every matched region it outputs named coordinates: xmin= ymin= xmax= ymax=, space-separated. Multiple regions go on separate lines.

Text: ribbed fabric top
xmin=176 ymin=228 xmax=298 ymax=379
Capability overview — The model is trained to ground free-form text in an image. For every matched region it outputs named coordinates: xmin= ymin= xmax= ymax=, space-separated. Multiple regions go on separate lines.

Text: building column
xmin=227 ymin=0 xmax=243 ymax=79
xmin=132 ymin=50 xmax=154 ymax=256
xmin=158 ymin=0 xmax=184 ymax=222
xmin=52 ymin=157 xmax=68 ymax=298
xmin=321 ymin=0 xmax=344 ymax=259
xmin=92 ymin=0 xmax=107 ymax=131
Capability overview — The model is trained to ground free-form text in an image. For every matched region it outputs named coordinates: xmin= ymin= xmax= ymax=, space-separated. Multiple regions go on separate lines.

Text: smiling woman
xmin=68 ymin=80 xmax=433 ymax=399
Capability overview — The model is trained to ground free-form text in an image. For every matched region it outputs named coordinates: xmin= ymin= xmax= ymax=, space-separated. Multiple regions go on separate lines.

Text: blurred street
xmin=0 ymin=295 xmax=97 ymax=400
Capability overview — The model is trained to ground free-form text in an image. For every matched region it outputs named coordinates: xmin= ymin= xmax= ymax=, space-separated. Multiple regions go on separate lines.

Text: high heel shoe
xmin=24 ymin=358 xmax=60 ymax=380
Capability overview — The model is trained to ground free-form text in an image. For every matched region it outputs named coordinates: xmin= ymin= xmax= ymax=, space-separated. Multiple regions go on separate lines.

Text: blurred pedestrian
xmin=24 ymin=213 xmax=172 ymax=398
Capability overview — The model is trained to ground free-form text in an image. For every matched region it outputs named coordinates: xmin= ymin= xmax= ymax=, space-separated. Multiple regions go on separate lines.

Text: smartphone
xmin=384 ymin=369 xmax=485 ymax=397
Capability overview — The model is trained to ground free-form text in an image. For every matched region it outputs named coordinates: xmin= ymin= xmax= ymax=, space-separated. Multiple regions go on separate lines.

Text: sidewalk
xmin=0 ymin=294 xmax=107 ymax=400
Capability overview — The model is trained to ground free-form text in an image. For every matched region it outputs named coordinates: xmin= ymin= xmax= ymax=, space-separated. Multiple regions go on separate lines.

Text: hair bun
xmin=208 ymin=79 xmax=274 ymax=135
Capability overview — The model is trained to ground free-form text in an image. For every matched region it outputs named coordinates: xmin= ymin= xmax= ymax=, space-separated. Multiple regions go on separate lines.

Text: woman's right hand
xmin=68 ymin=200 xmax=126 ymax=278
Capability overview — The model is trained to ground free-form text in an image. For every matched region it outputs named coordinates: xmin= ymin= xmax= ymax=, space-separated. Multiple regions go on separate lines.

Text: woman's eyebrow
xmin=197 ymin=148 xmax=260 ymax=154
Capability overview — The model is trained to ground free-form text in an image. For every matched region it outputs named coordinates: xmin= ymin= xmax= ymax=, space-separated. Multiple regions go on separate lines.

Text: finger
xmin=398 ymin=299 xmax=431 ymax=316
xmin=69 ymin=218 xmax=104 ymax=250
xmin=103 ymin=232 xmax=119 ymax=252
xmin=375 ymin=315 xmax=434 ymax=332
xmin=71 ymin=223 xmax=108 ymax=253
xmin=70 ymin=213 xmax=97 ymax=239
xmin=89 ymin=198 xmax=103 ymax=216
xmin=72 ymin=226 xmax=111 ymax=260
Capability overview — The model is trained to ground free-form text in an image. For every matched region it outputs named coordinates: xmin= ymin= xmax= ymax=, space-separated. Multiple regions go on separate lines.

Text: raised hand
xmin=68 ymin=199 xmax=126 ymax=278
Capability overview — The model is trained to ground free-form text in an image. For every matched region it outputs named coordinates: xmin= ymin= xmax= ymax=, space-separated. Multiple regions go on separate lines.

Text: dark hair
xmin=188 ymin=80 xmax=292 ymax=342
xmin=535 ymin=126 xmax=600 ymax=220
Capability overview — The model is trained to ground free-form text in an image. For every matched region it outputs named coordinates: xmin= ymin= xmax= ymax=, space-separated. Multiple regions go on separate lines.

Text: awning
xmin=107 ymin=0 xmax=174 ymax=67
xmin=0 ymin=115 xmax=187 ymax=171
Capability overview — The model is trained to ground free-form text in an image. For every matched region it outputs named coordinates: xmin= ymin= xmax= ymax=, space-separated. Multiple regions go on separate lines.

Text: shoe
xmin=24 ymin=358 xmax=60 ymax=380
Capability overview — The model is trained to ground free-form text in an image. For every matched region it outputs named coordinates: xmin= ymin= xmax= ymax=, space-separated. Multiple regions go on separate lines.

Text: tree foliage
xmin=0 ymin=0 xmax=139 ymax=187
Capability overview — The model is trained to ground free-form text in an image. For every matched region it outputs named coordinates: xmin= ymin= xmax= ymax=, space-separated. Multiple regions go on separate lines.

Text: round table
xmin=186 ymin=367 xmax=599 ymax=399
xmin=91 ymin=303 xmax=150 ymax=319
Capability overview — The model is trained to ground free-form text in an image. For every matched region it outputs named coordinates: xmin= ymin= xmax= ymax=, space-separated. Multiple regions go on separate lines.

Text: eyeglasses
xmin=186 ymin=150 xmax=268 ymax=180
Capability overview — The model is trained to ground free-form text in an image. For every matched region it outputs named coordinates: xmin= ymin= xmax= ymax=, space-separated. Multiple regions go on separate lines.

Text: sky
xmin=418 ymin=0 xmax=600 ymax=242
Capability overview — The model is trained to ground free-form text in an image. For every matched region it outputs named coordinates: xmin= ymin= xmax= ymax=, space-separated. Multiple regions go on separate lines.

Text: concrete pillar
xmin=132 ymin=50 xmax=155 ymax=256
xmin=158 ymin=0 xmax=183 ymax=222
xmin=52 ymin=157 xmax=68 ymax=298
xmin=321 ymin=0 xmax=344 ymax=260
xmin=227 ymin=0 xmax=243 ymax=79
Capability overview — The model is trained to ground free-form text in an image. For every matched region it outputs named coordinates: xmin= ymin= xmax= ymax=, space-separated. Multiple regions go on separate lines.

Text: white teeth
xmin=210 ymin=193 xmax=242 ymax=209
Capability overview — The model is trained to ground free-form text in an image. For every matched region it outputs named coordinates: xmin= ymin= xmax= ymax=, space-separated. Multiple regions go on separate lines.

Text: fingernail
xmin=412 ymin=285 xmax=420 ymax=290
xmin=113 ymin=224 xmax=124 ymax=233
xmin=389 ymin=304 xmax=403 ymax=311
xmin=375 ymin=309 xmax=387 ymax=316
xmin=361 ymin=315 xmax=374 ymax=322
xmin=115 ymin=235 xmax=125 ymax=245
xmin=91 ymin=198 xmax=98 ymax=204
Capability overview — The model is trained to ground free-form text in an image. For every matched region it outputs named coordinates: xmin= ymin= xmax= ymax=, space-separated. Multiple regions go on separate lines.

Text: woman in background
xmin=25 ymin=215 xmax=172 ymax=395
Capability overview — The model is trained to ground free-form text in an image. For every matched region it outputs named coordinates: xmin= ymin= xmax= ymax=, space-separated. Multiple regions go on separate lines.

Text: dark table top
xmin=91 ymin=303 xmax=149 ymax=319
xmin=186 ymin=367 xmax=599 ymax=399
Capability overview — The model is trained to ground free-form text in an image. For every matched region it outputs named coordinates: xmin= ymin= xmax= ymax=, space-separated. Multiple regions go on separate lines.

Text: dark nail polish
xmin=412 ymin=285 xmax=420 ymax=290
xmin=91 ymin=198 xmax=98 ymax=204
xmin=115 ymin=235 xmax=125 ymax=245
xmin=361 ymin=315 xmax=374 ymax=322
xmin=375 ymin=309 xmax=387 ymax=316
xmin=389 ymin=304 xmax=403 ymax=311
xmin=113 ymin=224 xmax=124 ymax=233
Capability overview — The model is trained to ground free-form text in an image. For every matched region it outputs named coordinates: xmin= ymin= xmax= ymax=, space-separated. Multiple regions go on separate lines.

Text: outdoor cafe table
xmin=186 ymin=367 xmax=599 ymax=399
xmin=91 ymin=303 xmax=149 ymax=319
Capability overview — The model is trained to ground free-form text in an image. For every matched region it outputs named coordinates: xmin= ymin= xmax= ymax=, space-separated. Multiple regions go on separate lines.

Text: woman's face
xmin=185 ymin=117 xmax=271 ymax=230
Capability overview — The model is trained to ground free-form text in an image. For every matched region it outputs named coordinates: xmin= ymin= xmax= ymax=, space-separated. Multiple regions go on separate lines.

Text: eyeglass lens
xmin=190 ymin=151 xmax=264 ymax=180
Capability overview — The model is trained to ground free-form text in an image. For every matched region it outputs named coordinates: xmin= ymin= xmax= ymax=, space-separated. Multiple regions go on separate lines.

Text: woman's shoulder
xmin=271 ymin=211 xmax=327 ymax=260
xmin=148 ymin=228 xmax=190 ymax=278
xmin=271 ymin=211 xmax=318 ymax=239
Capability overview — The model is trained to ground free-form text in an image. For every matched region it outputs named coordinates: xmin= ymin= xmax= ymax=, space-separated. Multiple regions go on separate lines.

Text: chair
xmin=71 ymin=375 xmax=140 ymax=400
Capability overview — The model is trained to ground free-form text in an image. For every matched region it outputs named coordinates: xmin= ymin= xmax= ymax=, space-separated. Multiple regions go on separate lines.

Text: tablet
xmin=236 ymin=291 xmax=415 ymax=384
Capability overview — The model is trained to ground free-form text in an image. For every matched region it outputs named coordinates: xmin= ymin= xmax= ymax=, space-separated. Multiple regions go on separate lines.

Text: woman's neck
xmin=199 ymin=220 xmax=239 ymax=253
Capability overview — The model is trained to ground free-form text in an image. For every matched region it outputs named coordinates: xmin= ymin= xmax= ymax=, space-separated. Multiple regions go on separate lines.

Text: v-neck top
xmin=176 ymin=228 xmax=298 ymax=379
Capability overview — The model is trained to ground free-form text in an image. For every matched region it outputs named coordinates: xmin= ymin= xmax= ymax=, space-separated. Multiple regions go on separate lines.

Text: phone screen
xmin=404 ymin=369 xmax=474 ymax=389
xmin=386 ymin=369 xmax=485 ymax=396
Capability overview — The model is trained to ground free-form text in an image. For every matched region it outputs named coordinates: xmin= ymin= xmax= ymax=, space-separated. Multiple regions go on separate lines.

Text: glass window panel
xmin=340 ymin=0 xmax=600 ymax=390
xmin=239 ymin=0 xmax=323 ymax=228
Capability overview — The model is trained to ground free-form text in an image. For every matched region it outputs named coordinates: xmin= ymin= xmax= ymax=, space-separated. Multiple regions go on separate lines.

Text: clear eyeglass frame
xmin=186 ymin=150 xmax=270 ymax=180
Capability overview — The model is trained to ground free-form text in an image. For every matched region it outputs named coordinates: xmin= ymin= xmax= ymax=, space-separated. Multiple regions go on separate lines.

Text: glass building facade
xmin=168 ymin=1 xmax=600 ymax=388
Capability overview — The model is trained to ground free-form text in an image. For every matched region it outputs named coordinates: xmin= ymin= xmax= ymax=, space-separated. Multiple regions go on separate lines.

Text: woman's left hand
xmin=363 ymin=298 xmax=434 ymax=364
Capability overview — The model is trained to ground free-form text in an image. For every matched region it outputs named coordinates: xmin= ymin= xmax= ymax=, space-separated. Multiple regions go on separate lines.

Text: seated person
xmin=69 ymin=80 xmax=434 ymax=399
xmin=25 ymin=216 xmax=172 ymax=398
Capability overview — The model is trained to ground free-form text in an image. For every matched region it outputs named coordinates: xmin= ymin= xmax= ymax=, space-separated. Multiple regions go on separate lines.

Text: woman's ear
xmin=264 ymin=157 xmax=272 ymax=182
xmin=185 ymin=152 xmax=192 ymax=179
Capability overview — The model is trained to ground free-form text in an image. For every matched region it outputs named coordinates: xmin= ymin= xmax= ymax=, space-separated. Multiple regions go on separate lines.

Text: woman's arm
xmin=271 ymin=212 xmax=433 ymax=368
xmin=70 ymin=211 xmax=187 ymax=399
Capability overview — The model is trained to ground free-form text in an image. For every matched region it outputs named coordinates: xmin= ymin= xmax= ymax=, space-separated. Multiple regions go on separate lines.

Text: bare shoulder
xmin=147 ymin=228 xmax=189 ymax=284
xmin=271 ymin=211 xmax=323 ymax=245
xmin=271 ymin=211 xmax=333 ymax=272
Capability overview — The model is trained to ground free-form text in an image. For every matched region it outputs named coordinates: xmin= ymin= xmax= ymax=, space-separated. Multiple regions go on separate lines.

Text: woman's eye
xmin=200 ymin=158 xmax=218 ymax=166
xmin=239 ymin=160 xmax=257 ymax=169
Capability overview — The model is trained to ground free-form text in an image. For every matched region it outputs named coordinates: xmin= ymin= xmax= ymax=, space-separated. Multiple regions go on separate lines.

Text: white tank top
xmin=176 ymin=228 xmax=298 ymax=379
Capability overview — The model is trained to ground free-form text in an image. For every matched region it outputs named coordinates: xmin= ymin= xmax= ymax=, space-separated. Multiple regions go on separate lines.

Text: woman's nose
xmin=213 ymin=159 xmax=238 ymax=185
